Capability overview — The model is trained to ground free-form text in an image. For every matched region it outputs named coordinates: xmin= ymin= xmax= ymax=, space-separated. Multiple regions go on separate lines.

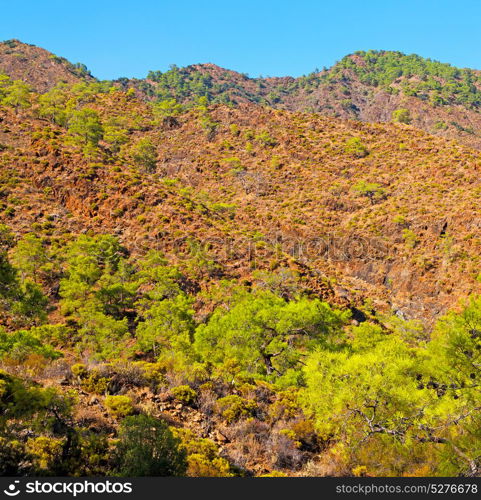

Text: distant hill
xmin=130 ymin=51 xmax=481 ymax=149
xmin=0 ymin=39 xmax=94 ymax=92
xmin=2 ymin=41 xmax=481 ymax=148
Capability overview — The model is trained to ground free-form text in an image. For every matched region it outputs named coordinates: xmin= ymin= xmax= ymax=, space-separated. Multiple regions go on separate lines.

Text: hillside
xmin=2 ymin=89 xmax=481 ymax=320
xmin=2 ymin=52 xmax=481 ymax=478
xmin=0 ymin=39 xmax=94 ymax=92
xmin=2 ymin=41 xmax=481 ymax=149
xmin=137 ymin=51 xmax=481 ymax=149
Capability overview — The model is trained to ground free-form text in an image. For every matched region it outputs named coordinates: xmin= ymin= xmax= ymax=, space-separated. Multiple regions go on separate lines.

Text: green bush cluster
xmin=104 ymin=395 xmax=134 ymax=418
xmin=344 ymin=137 xmax=369 ymax=158
xmin=215 ymin=395 xmax=258 ymax=423
xmin=173 ymin=428 xmax=233 ymax=476
xmin=171 ymin=385 xmax=197 ymax=405
xmin=392 ymin=108 xmax=412 ymax=124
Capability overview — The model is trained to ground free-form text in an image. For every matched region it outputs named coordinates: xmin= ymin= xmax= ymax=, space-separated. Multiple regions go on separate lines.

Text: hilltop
xmin=2 ymin=40 xmax=481 ymax=148
xmin=0 ymin=39 xmax=94 ymax=92
xmin=131 ymin=51 xmax=481 ymax=149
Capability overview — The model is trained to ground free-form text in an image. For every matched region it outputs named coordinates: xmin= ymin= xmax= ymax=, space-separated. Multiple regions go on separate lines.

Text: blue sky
xmin=2 ymin=0 xmax=481 ymax=79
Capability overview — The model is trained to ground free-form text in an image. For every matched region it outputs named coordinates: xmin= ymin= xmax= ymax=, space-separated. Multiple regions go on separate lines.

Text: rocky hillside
xmin=3 ymin=48 xmax=481 ymax=478
xmin=2 ymin=41 xmax=481 ymax=149
xmin=138 ymin=51 xmax=481 ymax=149
xmin=0 ymin=39 xmax=94 ymax=92
xmin=1 ymin=83 xmax=481 ymax=321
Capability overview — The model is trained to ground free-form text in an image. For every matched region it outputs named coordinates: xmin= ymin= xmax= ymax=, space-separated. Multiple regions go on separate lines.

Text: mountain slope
xmin=2 ymin=41 xmax=481 ymax=149
xmin=138 ymin=51 xmax=481 ymax=149
xmin=1 ymin=85 xmax=481 ymax=322
xmin=3 ymin=59 xmax=481 ymax=478
xmin=0 ymin=39 xmax=94 ymax=92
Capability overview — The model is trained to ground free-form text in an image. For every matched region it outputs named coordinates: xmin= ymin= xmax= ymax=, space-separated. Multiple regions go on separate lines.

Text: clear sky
xmin=2 ymin=0 xmax=481 ymax=80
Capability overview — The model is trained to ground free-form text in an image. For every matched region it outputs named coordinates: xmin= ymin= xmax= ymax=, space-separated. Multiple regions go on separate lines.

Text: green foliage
xmin=71 ymin=363 xmax=88 ymax=379
xmin=1 ymin=80 xmax=32 ymax=111
xmin=10 ymin=279 xmax=49 ymax=326
xmin=37 ymin=83 xmax=70 ymax=126
xmin=255 ymin=130 xmax=277 ymax=147
xmin=334 ymin=50 xmax=481 ymax=109
xmin=94 ymin=260 xmax=138 ymax=319
xmin=0 ymin=234 xmax=50 ymax=326
xmin=59 ymin=235 xmax=133 ymax=358
xmin=181 ymin=238 xmax=221 ymax=280
xmin=0 ymin=74 xmax=12 ymax=101
xmin=344 ymin=137 xmax=369 ymax=158
xmin=353 ymin=180 xmax=386 ymax=204
xmin=104 ymin=395 xmax=134 ymax=417
xmin=197 ymin=104 xmax=219 ymax=138
xmin=76 ymin=304 xmax=130 ymax=360
xmin=300 ymin=300 xmax=481 ymax=476
xmin=433 ymin=120 xmax=448 ymax=130
xmin=303 ymin=324 xmax=423 ymax=433
xmin=148 ymin=65 xmax=230 ymax=105
xmin=392 ymin=108 xmax=412 ymax=124
xmin=71 ymin=62 xmax=91 ymax=78
xmin=135 ymin=293 xmax=194 ymax=361
xmin=80 ymin=370 xmax=110 ymax=394
xmin=0 ymin=251 xmax=18 ymax=303
xmin=402 ymin=228 xmax=418 ymax=248
xmin=4 ymin=219 xmax=481 ymax=476
xmin=430 ymin=295 xmax=481 ymax=386
xmin=301 ymin=323 xmax=436 ymax=474
xmin=173 ymin=428 xmax=233 ymax=476
xmin=11 ymin=233 xmax=49 ymax=283
xmin=0 ymin=369 xmax=71 ymax=431
xmin=0 ymin=437 xmax=29 ymax=475
xmin=30 ymin=324 xmax=72 ymax=347
xmin=0 ymin=327 xmax=60 ymax=361
xmin=0 ymin=224 xmax=15 ymax=251
xmin=60 ymin=234 xmax=127 ymax=312
xmin=152 ymin=98 xmax=184 ymax=119
xmin=129 ymin=138 xmax=158 ymax=173
xmin=115 ymin=415 xmax=187 ymax=476
xmin=68 ymin=108 xmax=103 ymax=153
xmin=195 ymin=291 xmax=348 ymax=379
xmin=229 ymin=124 xmax=240 ymax=136
xmin=37 ymin=81 xmax=111 ymax=129
xmin=103 ymin=119 xmax=129 ymax=153
xmin=135 ymin=250 xmax=183 ymax=303
xmin=26 ymin=436 xmax=64 ymax=472
xmin=171 ymin=385 xmax=197 ymax=405
xmin=215 ymin=394 xmax=258 ymax=423
xmin=3 ymin=44 xmax=481 ymax=478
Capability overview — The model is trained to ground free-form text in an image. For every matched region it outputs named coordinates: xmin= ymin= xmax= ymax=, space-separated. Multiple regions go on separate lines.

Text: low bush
xmin=104 ymin=395 xmax=134 ymax=417
xmin=215 ymin=395 xmax=257 ymax=424
xmin=171 ymin=385 xmax=198 ymax=406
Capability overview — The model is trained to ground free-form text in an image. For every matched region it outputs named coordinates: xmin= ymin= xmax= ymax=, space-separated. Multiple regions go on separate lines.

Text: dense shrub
xmin=344 ymin=137 xmax=369 ymax=158
xmin=115 ymin=415 xmax=187 ymax=476
xmin=216 ymin=395 xmax=258 ymax=423
xmin=0 ymin=437 xmax=30 ymax=475
xmin=171 ymin=385 xmax=198 ymax=405
xmin=104 ymin=395 xmax=134 ymax=417
xmin=352 ymin=180 xmax=386 ymax=204
xmin=173 ymin=428 xmax=233 ymax=476
xmin=392 ymin=108 xmax=412 ymax=124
